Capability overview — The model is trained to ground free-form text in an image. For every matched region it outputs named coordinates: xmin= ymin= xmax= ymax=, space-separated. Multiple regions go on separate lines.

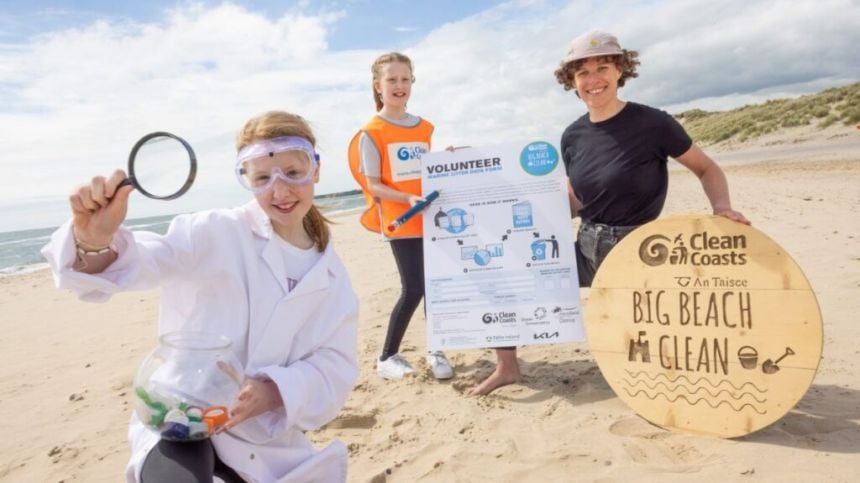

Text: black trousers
xmin=140 ymin=438 xmax=243 ymax=483
xmin=381 ymin=238 xmax=425 ymax=360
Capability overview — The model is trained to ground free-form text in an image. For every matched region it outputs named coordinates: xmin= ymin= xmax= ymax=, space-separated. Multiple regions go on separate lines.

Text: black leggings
xmin=381 ymin=238 xmax=425 ymax=360
xmin=140 ymin=438 xmax=243 ymax=483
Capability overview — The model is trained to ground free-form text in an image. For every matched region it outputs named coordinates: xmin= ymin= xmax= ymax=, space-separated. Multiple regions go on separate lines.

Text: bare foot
xmin=467 ymin=348 xmax=522 ymax=396
xmin=467 ymin=367 xmax=520 ymax=396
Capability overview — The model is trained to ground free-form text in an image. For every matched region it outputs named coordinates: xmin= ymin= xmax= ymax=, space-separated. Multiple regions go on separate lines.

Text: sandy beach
xmin=1 ymin=126 xmax=858 ymax=482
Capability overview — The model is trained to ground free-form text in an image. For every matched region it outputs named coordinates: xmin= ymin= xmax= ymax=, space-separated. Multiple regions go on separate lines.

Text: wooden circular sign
xmin=585 ymin=215 xmax=822 ymax=438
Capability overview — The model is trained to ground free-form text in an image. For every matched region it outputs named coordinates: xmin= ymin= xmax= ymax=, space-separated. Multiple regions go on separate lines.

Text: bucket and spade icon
xmin=737 ymin=346 xmax=758 ymax=369
xmin=762 ymin=347 xmax=795 ymax=374
xmin=737 ymin=346 xmax=796 ymax=374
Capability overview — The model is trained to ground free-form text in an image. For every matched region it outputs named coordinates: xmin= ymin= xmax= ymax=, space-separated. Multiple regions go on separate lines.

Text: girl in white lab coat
xmin=42 ymin=111 xmax=359 ymax=482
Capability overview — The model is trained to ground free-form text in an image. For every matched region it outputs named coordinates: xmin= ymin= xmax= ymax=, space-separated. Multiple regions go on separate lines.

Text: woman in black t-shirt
xmin=553 ymin=29 xmax=748 ymax=286
xmin=468 ymin=29 xmax=749 ymax=397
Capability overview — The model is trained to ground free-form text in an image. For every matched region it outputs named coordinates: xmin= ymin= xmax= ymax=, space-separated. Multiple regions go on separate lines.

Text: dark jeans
xmin=575 ymin=219 xmax=638 ymax=287
xmin=140 ymin=438 xmax=243 ymax=483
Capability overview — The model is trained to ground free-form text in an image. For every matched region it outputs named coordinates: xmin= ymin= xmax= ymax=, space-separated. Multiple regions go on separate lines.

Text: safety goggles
xmin=234 ymin=136 xmax=320 ymax=193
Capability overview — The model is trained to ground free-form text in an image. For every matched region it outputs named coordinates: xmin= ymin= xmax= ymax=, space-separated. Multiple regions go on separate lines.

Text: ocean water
xmin=0 ymin=192 xmax=365 ymax=277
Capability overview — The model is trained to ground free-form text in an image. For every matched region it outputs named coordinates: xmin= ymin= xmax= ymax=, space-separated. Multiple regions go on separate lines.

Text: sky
xmin=1 ymin=0 xmax=859 ymax=232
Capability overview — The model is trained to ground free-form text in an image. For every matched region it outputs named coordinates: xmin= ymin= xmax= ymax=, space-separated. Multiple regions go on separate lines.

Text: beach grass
xmin=676 ymin=82 xmax=860 ymax=145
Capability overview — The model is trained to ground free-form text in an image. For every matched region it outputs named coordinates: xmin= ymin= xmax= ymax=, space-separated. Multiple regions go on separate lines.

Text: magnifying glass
xmin=118 ymin=132 xmax=197 ymax=200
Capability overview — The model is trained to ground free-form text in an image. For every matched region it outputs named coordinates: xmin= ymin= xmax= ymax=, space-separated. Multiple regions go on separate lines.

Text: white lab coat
xmin=42 ymin=201 xmax=359 ymax=483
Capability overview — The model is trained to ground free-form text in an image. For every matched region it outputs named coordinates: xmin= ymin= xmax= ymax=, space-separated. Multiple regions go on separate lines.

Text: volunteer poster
xmin=420 ymin=141 xmax=584 ymax=351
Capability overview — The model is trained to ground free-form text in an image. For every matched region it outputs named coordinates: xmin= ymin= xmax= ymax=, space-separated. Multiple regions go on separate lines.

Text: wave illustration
xmin=624 ymin=370 xmax=767 ymax=393
xmin=621 ymin=378 xmax=768 ymax=404
xmin=621 ymin=388 xmax=768 ymax=414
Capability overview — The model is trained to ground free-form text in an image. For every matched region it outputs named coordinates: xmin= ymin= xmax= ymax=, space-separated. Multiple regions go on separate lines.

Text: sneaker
xmin=376 ymin=353 xmax=415 ymax=380
xmin=426 ymin=351 xmax=454 ymax=380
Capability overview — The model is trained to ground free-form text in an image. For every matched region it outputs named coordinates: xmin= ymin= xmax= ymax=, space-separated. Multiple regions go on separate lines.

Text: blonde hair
xmin=236 ymin=111 xmax=331 ymax=252
xmin=371 ymin=52 xmax=414 ymax=111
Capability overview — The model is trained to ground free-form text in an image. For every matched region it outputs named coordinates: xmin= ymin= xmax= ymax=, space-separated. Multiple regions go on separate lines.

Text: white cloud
xmin=1 ymin=0 xmax=859 ymax=231
xmin=0 ymin=2 xmax=351 ymax=225
xmin=617 ymin=0 xmax=860 ymax=107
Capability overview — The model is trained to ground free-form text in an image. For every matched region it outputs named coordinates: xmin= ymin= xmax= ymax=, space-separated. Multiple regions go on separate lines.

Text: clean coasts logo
xmin=397 ymin=145 xmax=427 ymax=161
xmin=639 ymin=232 xmax=749 ymax=267
xmin=482 ymin=311 xmax=517 ymax=324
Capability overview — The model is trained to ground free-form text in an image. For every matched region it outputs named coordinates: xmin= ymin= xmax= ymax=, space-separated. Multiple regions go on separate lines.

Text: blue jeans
xmin=575 ymin=220 xmax=638 ymax=287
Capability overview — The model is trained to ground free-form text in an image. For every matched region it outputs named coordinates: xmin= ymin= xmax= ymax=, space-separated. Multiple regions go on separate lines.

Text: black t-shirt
xmin=561 ymin=102 xmax=692 ymax=226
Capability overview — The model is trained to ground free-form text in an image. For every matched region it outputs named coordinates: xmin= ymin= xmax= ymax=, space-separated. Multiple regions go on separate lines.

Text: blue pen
xmin=387 ymin=190 xmax=441 ymax=232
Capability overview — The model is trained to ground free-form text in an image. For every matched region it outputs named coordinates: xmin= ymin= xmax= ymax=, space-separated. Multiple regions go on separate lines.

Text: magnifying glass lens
xmin=132 ymin=136 xmax=194 ymax=198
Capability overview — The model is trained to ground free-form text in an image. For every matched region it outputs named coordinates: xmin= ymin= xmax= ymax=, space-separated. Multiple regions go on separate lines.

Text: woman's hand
xmin=223 ymin=379 xmax=284 ymax=430
xmin=70 ymin=170 xmax=133 ymax=246
xmin=714 ymin=208 xmax=751 ymax=225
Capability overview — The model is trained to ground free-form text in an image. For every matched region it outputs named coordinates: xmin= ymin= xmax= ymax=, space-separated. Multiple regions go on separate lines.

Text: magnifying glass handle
xmin=118 ymin=178 xmax=134 ymax=189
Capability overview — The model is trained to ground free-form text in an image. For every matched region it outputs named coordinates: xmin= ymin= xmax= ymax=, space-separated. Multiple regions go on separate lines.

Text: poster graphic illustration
xmin=421 ymin=141 xmax=584 ymax=351
xmin=585 ymin=215 xmax=823 ymax=438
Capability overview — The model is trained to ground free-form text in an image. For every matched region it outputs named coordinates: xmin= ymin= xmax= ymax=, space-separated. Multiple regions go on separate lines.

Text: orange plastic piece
xmin=203 ymin=406 xmax=229 ymax=429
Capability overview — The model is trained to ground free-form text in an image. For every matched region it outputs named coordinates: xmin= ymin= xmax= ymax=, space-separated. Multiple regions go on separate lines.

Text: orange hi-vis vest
xmin=347 ymin=116 xmax=434 ymax=237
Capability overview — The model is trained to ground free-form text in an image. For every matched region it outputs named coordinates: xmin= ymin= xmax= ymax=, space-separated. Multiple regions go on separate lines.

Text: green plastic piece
xmin=149 ymin=402 xmax=167 ymax=427
xmin=135 ymin=386 xmax=153 ymax=405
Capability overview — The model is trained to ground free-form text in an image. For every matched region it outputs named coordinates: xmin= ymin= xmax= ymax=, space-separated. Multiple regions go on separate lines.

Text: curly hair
xmin=554 ymin=51 xmax=641 ymax=94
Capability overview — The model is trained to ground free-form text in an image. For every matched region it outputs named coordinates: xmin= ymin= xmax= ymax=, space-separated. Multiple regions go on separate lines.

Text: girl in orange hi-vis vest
xmin=347 ymin=52 xmax=454 ymax=381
